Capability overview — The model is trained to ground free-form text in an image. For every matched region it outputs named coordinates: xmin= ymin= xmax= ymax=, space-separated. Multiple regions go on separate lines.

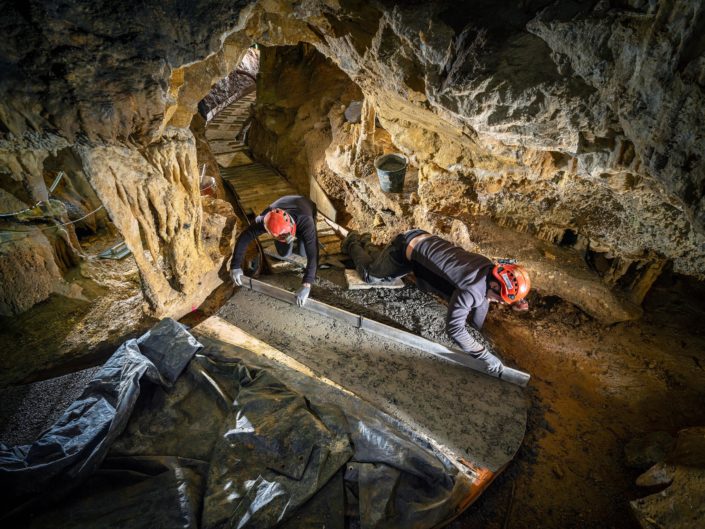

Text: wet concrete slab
xmin=217 ymin=287 xmax=529 ymax=473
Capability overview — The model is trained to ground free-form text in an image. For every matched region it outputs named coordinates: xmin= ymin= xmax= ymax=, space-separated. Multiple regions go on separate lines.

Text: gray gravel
xmin=0 ymin=367 xmax=100 ymax=446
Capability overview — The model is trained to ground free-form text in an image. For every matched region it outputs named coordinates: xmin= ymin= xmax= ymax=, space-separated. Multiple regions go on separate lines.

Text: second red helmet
xmin=492 ymin=263 xmax=530 ymax=304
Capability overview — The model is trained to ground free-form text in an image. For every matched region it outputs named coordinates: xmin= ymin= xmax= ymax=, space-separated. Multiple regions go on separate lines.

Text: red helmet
xmin=492 ymin=263 xmax=530 ymax=304
xmin=263 ymin=208 xmax=296 ymax=243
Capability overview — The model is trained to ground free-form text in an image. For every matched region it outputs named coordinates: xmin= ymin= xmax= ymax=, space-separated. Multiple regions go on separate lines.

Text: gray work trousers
xmin=347 ymin=233 xmax=412 ymax=284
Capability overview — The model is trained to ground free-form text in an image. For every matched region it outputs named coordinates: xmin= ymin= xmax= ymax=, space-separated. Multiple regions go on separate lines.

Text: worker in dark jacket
xmin=342 ymin=230 xmax=530 ymax=374
xmin=231 ymin=195 xmax=318 ymax=307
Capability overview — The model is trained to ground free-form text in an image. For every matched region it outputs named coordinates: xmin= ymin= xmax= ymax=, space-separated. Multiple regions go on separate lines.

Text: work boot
xmin=341 ymin=231 xmax=361 ymax=255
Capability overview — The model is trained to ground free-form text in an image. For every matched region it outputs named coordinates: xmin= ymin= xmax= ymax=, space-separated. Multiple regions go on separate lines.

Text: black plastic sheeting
xmin=1 ymin=319 xmax=472 ymax=528
xmin=0 ymin=318 xmax=201 ymax=521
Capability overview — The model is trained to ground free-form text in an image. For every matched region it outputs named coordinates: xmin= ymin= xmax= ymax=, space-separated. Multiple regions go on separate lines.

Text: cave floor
xmin=186 ymin=266 xmax=705 ymax=529
xmin=2 ymin=258 xmax=704 ymax=527
xmin=0 ymin=233 xmax=154 ymax=386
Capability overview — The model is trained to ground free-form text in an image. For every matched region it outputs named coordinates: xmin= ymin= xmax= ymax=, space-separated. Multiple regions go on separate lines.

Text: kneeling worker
xmin=342 ymin=230 xmax=530 ymax=374
xmin=231 ymin=195 xmax=318 ymax=307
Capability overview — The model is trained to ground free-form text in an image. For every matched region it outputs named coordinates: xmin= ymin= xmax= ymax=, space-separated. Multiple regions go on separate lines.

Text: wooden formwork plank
xmin=235 ymin=175 xmax=285 ymax=184
xmin=235 ymin=184 xmax=287 ymax=191
xmin=233 ymin=176 xmax=284 ymax=186
xmin=205 ymin=91 xmax=256 ymax=175
xmin=345 ymin=269 xmax=405 ymax=290
xmin=237 ymin=183 xmax=296 ymax=193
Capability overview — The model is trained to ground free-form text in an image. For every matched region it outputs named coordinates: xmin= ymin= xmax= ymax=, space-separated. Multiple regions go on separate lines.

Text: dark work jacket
xmin=232 ymin=195 xmax=318 ymax=284
xmin=410 ymin=236 xmax=493 ymax=352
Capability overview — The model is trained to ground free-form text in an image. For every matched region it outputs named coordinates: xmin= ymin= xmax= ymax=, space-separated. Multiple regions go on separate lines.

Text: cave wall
xmin=200 ymin=47 xmax=260 ymax=121
xmin=248 ymin=43 xmax=362 ymax=201
xmin=0 ymin=0 xmax=250 ymax=316
xmin=239 ymin=0 xmax=705 ymax=291
xmin=319 ymin=1 xmax=705 ymax=280
xmin=1 ymin=0 xmax=704 ymax=318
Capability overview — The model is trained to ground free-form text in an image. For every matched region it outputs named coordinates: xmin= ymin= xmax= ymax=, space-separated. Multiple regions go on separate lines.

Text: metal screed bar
xmin=241 ymin=277 xmax=530 ymax=387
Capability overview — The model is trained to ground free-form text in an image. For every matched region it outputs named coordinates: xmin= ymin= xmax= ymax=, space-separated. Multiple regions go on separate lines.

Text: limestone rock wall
xmin=0 ymin=0 xmax=247 ymax=316
xmin=200 ymin=47 xmax=260 ymax=121
xmin=322 ymin=1 xmax=705 ymax=280
xmin=248 ymin=44 xmax=362 ymax=199
xmin=1 ymin=0 xmax=704 ymax=318
xmin=529 ymin=1 xmax=705 ymax=232
xmin=78 ymin=128 xmax=217 ymax=315
xmin=0 ymin=231 xmax=72 ymax=316
xmin=239 ymin=1 xmax=705 ymax=291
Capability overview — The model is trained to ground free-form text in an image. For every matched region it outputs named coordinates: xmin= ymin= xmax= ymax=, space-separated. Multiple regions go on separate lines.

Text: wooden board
xmin=345 ymin=269 xmax=405 ymax=289
xmin=310 ymin=175 xmax=337 ymax=222
xmin=205 ymin=92 xmax=256 ymax=169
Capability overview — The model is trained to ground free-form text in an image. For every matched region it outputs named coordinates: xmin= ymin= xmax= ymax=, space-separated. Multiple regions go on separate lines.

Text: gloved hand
xmin=230 ymin=268 xmax=244 ymax=287
xmin=295 ymin=285 xmax=311 ymax=307
xmin=468 ymin=348 xmax=504 ymax=375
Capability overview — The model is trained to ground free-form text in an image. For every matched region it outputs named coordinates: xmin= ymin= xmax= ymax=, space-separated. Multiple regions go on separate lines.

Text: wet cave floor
xmin=186 ymin=266 xmax=705 ymax=529
xmin=2 ymin=255 xmax=705 ymax=529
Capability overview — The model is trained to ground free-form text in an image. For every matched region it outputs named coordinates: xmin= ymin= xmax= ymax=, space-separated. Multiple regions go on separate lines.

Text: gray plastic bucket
xmin=374 ymin=153 xmax=408 ymax=193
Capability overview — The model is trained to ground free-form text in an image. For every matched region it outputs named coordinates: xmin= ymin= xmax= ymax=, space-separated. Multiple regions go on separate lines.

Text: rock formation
xmin=1 ymin=0 xmax=704 ymax=321
xmin=199 ymin=47 xmax=259 ymax=121
xmin=631 ymin=427 xmax=705 ymax=529
xmin=0 ymin=0 xmax=245 ymax=316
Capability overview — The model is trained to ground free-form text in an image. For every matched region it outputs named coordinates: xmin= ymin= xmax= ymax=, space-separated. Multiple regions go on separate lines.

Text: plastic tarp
xmin=1 ymin=319 xmax=472 ymax=529
xmin=0 ymin=318 xmax=201 ymax=521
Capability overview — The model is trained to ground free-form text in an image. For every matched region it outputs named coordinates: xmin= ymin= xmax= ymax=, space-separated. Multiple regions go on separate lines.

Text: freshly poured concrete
xmin=218 ymin=287 xmax=528 ymax=472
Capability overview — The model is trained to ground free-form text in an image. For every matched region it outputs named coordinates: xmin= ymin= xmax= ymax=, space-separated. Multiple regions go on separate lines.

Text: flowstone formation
xmin=1 ymin=0 xmax=704 ymax=321
xmin=0 ymin=0 xmax=246 ymax=317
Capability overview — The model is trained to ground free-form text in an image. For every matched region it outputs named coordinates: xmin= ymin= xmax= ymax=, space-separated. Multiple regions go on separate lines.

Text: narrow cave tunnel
xmin=1 ymin=2 xmax=704 ymax=529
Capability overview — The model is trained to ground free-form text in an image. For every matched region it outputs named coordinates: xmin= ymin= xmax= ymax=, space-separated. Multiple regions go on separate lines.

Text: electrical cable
xmin=0 ymin=200 xmax=45 ymax=218
xmin=0 ymin=172 xmax=64 ymax=217
xmin=0 ymin=205 xmax=105 ymax=245
xmin=0 ymin=171 xmax=66 ymax=217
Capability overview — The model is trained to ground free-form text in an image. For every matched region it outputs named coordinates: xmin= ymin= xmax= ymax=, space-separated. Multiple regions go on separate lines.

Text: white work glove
xmin=230 ymin=268 xmax=244 ymax=287
xmin=468 ymin=348 xmax=504 ymax=375
xmin=295 ymin=285 xmax=311 ymax=307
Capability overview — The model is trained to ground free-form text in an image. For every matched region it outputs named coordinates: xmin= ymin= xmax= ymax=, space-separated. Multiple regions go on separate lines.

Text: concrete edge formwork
xmin=241 ymin=276 xmax=531 ymax=387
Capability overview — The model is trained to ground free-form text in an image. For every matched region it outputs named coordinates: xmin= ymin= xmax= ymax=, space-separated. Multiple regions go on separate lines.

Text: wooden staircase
xmin=205 ymin=91 xmax=343 ymax=270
